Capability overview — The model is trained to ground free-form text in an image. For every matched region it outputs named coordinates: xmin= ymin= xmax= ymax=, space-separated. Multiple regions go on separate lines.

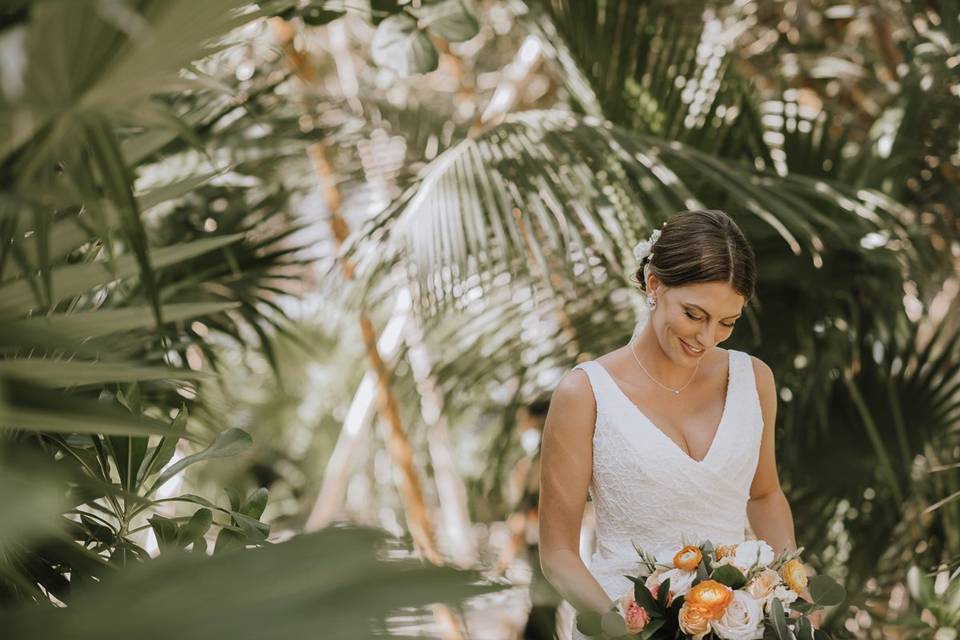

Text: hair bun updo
xmin=631 ymin=209 xmax=756 ymax=302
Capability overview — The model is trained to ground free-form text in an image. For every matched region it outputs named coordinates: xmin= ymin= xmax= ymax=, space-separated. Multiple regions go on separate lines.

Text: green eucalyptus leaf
xmin=711 ymin=563 xmax=748 ymax=590
xmin=638 ymin=616 xmax=666 ymax=640
xmin=600 ymin=609 xmax=627 ymax=637
xmin=575 ymin=611 xmax=602 ymax=637
xmin=770 ymin=597 xmax=789 ymax=640
xmin=808 ymin=574 xmax=846 ymax=607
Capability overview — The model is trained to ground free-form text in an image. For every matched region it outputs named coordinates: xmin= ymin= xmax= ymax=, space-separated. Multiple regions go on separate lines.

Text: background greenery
xmin=0 ymin=0 xmax=957 ymax=638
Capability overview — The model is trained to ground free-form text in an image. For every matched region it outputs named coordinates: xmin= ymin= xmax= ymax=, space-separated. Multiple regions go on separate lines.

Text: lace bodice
xmin=570 ymin=349 xmax=764 ymax=640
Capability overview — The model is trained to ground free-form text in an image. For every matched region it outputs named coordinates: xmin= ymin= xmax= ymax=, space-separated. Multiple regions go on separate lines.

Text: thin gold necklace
xmin=629 ymin=336 xmax=700 ymax=395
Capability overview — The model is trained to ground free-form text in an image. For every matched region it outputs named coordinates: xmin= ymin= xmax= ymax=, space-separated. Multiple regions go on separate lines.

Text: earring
xmin=647 ymin=295 xmax=657 ymax=309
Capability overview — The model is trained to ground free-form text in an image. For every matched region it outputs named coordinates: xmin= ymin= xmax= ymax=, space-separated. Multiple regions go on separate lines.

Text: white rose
xmin=769 ymin=584 xmax=799 ymax=612
xmin=732 ymin=540 xmax=775 ymax=573
xmin=710 ymin=590 xmax=764 ymax=640
xmin=644 ymin=567 xmax=668 ymax=591
xmin=644 ymin=565 xmax=697 ymax=600
xmin=659 ymin=567 xmax=697 ymax=597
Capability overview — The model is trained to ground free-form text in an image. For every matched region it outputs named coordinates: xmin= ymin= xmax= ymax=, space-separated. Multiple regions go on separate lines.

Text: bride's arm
xmin=746 ymin=357 xmax=796 ymax=555
xmin=746 ymin=357 xmax=822 ymax=627
xmin=538 ymin=369 xmax=615 ymax=616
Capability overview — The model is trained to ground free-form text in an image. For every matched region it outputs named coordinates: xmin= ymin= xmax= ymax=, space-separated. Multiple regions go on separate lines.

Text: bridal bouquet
xmin=576 ymin=539 xmax=845 ymax=640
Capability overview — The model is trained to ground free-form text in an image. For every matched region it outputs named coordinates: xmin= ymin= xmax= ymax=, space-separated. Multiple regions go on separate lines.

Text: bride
xmin=538 ymin=209 xmax=820 ymax=639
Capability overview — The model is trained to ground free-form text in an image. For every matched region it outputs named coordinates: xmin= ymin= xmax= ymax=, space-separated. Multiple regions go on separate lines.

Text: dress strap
xmin=572 ymin=361 xmax=611 ymax=423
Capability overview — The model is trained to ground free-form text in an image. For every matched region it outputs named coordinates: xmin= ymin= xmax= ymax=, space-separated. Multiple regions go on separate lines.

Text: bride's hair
xmin=632 ymin=209 xmax=757 ymax=302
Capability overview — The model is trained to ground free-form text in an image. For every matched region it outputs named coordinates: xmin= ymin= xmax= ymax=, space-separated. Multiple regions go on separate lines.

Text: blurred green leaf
xmin=371 ymin=14 xmax=438 ymax=75
xmin=148 ymin=428 xmax=253 ymax=495
xmin=3 ymin=526 xmax=505 ymax=639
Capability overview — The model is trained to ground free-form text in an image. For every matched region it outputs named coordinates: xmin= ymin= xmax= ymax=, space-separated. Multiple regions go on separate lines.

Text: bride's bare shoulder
xmin=546 ymin=362 xmax=598 ymax=436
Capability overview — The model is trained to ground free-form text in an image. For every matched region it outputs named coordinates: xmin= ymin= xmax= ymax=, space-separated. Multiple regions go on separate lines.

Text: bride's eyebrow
xmin=686 ymin=303 xmax=741 ymax=320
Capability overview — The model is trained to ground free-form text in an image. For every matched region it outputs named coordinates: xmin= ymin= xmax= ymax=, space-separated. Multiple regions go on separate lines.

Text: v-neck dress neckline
xmin=593 ymin=349 xmax=734 ymax=467
xmin=569 ymin=348 xmax=764 ymax=640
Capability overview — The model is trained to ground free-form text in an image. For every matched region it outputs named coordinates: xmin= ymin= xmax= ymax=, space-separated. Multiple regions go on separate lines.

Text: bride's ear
xmin=645 ymin=268 xmax=661 ymax=296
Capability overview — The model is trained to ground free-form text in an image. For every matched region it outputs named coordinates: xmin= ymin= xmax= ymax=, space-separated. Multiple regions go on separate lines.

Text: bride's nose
xmin=696 ymin=326 xmax=716 ymax=349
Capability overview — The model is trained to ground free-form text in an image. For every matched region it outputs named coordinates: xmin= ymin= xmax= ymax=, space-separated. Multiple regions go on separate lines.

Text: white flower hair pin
xmin=633 ymin=228 xmax=662 ymax=262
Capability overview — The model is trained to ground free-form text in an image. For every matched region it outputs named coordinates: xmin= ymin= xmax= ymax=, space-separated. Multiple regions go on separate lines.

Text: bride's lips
xmin=679 ymin=338 xmax=705 ymax=357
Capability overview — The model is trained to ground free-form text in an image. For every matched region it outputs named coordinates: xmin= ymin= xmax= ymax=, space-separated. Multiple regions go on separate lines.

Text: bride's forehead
xmin=668 ymin=281 xmax=744 ymax=309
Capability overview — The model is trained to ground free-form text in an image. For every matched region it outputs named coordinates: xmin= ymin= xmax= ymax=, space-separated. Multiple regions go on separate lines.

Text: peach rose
xmin=781 ymin=559 xmax=808 ymax=594
xmin=745 ymin=568 xmax=781 ymax=602
xmin=674 ymin=545 xmax=703 ymax=571
xmin=678 ymin=602 xmax=712 ymax=639
xmin=618 ymin=593 xmax=652 ymax=633
xmin=685 ymin=579 xmax=734 ymax=620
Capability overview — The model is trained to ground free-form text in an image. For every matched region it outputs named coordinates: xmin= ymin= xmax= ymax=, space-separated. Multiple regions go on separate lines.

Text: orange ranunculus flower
xmin=673 ymin=545 xmax=703 ymax=571
xmin=677 ymin=602 xmax=711 ymax=639
xmin=715 ymin=544 xmax=737 ymax=560
xmin=684 ymin=579 xmax=734 ymax=620
xmin=781 ymin=559 xmax=809 ymax=593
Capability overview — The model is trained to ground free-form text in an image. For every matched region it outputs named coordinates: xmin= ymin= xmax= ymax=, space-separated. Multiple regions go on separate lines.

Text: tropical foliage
xmin=0 ymin=0 xmax=956 ymax=639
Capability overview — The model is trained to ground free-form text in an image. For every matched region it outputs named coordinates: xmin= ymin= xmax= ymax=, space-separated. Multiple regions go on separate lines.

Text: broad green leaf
xmin=148 ymin=428 xmax=252 ymax=495
xmin=232 ymin=512 xmax=269 ymax=543
xmin=0 ymin=360 xmax=210 ymax=387
xmin=0 ymin=234 xmax=243 ymax=315
xmin=0 ymin=390 xmax=183 ymax=438
xmin=109 ymin=387 xmax=150 ymax=493
xmin=11 ymin=302 xmax=241 ymax=341
xmin=136 ymin=172 xmax=222 ymax=213
xmin=638 ymin=617 xmax=666 ymax=640
xmin=148 ymin=515 xmax=179 ymax=552
xmin=657 ymin=576 xmax=671 ymax=609
xmin=137 ymin=408 xmax=188 ymax=486
xmin=177 ymin=508 xmax=213 ymax=551
xmin=632 ymin=574 xmax=663 ymax=616
xmin=213 ymin=526 xmax=246 ymax=555
xmin=239 ymin=487 xmax=268 ymax=520
xmin=808 ymin=574 xmax=846 ymax=607
xmin=0 ymin=450 xmax=67 ymax=547
xmin=4 ymin=527 xmax=507 ymax=640
xmin=371 ymin=14 xmax=438 ymax=75
xmin=711 ymin=564 xmax=748 ymax=590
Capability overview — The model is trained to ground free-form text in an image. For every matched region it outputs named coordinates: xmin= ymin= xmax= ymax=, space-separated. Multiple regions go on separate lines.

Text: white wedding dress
xmin=570 ymin=349 xmax=764 ymax=640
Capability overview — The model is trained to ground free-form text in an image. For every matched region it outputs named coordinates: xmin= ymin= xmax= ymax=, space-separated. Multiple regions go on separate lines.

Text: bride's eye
xmin=684 ymin=311 xmax=701 ymax=321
